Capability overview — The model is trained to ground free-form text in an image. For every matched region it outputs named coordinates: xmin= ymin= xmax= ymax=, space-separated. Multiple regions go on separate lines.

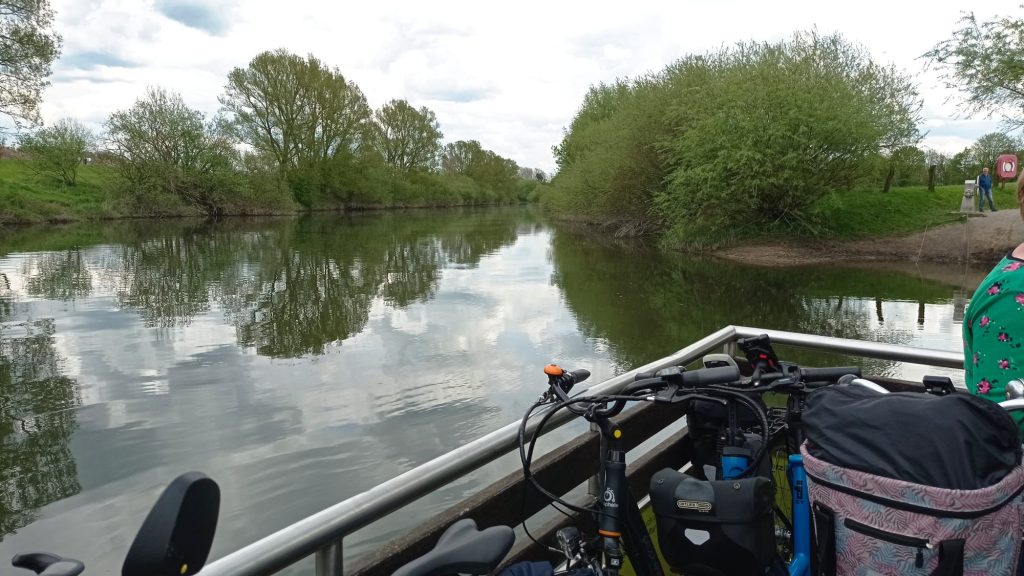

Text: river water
xmin=0 ymin=207 xmax=984 ymax=573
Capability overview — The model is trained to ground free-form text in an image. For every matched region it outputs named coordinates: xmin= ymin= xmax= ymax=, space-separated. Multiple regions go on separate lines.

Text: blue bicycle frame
xmin=720 ymin=452 xmax=811 ymax=576
xmin=786 ymin=454 xmax=811 ymax=576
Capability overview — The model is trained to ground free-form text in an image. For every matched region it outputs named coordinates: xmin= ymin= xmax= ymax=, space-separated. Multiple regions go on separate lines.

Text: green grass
xmin=806 ymin=183 xmax=1019 ymax=239
xmin=0 ymin=160 xmax=117 ymax=224
xmin=665 ymin=183 xmax=1020 ymax=250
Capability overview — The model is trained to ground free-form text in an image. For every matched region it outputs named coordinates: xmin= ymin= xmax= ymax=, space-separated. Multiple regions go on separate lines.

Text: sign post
xmin=998 ymin=154 xmax=1019 ymax=188
xmin=961 ymin=180 xmax=977 ymax=213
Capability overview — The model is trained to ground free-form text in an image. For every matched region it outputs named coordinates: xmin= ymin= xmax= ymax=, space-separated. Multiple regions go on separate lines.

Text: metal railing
xmin=200 ymin=326 xmax=964 ymax=576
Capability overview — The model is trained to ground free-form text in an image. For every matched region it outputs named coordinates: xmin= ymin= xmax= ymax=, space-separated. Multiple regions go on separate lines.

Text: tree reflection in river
xmin=548 ymin=229 xmax=951 ymax=372
xmin=5 ymin=209 xmax=525 ymax=359
xmin=0 ymin=303 xmax=81 ymax=536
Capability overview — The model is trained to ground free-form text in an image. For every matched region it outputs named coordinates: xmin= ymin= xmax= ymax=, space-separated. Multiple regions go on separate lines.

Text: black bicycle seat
xmin=392 ymin=519 xmax=514 ymax=576
xmin=12 ymin=553 xmax=85 ymax=576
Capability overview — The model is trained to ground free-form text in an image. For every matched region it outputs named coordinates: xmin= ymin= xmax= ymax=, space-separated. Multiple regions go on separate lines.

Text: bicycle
xmin=518 ymin=361 xmax=797 ymax=576
xmin=397 ymin=365 xmax=1024 ymax=576
xmin=680 ymin=335 xmax=864 ymax=576
xmin=672 ymin=334 xmax=980 ymax=576
xmin=9 ymin=471 xmax=220 ymax=576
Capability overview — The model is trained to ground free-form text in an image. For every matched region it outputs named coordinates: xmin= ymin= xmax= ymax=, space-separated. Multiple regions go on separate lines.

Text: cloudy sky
xmin=44 ymin=0 xmax=1012 ymax=174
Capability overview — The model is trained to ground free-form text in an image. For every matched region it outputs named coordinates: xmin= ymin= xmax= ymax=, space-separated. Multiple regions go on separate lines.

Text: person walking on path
xmin=978 ymin=167 xmax=996 ymax=212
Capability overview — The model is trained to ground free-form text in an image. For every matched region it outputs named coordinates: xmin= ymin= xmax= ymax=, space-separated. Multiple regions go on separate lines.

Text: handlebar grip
xmin=680 ymin=365 xmax=740 ymax=386
xmin=568 ymin=369 xmax=590 ymax=386
xmin=800 ymin=366 xmax=861 ymax=382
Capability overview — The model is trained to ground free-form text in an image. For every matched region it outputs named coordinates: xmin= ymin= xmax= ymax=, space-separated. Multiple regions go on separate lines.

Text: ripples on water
xmin=0 ymin=208 xmax=984 ymax=573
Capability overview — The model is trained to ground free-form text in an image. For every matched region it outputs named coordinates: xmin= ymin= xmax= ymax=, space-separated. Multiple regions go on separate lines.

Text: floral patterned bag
xmin=801 ymin=385 xmax=1024 ymax=575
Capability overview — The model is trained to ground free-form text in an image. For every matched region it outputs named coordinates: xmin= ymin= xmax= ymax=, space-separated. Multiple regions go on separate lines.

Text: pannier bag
xmin=801 ymin=384 xmax=1024 ymax=575
xmin=649 ymin=468 xmax=776 ymax=576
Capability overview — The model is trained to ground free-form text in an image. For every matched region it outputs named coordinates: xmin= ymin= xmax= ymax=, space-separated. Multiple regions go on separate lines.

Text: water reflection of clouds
xmin=1 ymin=218 xmax=981 ymax=574
xmin=1 ymin=224 xmax=616 ymax=573
xmin=803 ymin=296 xmax=964 ymax=385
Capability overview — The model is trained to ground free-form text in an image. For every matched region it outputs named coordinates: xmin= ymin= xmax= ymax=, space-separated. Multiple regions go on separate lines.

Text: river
xmin=0 ymin=207 xmax=982 ymax=573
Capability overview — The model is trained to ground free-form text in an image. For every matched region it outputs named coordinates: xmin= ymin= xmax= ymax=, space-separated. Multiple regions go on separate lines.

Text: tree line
xmin=16 ymin=49 xmax=544 ymax=216
xmin=853 ymin=131 xmax=1024 ymax=193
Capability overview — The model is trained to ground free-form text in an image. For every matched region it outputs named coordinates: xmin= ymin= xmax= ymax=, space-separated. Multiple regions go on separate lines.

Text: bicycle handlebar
xmin=800 ymin=366 xmax=861 ymax=382
xmin=633 ymin=365 xmax=741 ymax=387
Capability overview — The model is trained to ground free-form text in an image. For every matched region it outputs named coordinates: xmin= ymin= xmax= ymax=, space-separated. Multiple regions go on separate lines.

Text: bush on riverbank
xmin=540 ymin=31 xmax=924 ymax=248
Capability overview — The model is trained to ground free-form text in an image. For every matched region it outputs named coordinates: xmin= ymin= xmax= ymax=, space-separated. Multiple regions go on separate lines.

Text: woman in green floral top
xmin=963 ymin=178 xmax=1024 ymax=425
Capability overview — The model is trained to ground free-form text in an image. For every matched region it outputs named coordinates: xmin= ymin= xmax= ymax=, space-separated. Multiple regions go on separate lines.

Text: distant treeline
xmin=16 ymin=49 xmax=546 ymax=216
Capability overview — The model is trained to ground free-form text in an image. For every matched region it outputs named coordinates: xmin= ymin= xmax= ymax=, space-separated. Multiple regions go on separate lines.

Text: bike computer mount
xmin=737 ymin=334 xmax=780 ymax=373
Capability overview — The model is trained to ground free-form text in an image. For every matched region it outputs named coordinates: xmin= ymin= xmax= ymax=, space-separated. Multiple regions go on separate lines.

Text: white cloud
xmin=46 ymin=0 xmax=1014 ymax=172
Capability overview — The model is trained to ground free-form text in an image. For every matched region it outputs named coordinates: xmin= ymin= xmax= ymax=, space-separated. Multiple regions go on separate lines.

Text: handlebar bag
xmin=687 ymin=393 xmax=772 ymax=481
xmin=802 ymin=385 xmax=1024 ymax=575
xmin=649 ymin=469 xmax=776 ymax=576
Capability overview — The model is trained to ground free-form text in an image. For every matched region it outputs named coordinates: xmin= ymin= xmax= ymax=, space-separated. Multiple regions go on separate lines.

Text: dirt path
xmin=715 ymin=208 xmax=1022 ymax=267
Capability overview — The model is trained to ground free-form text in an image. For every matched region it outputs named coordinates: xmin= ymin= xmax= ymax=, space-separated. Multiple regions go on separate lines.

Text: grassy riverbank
xmin=675 ymin=183 xmax=1019 ymax=249
xmin=0 ymin=161 xmax=119 ymax=224
xmin=0 ymin=160 xmax=541 ymax=225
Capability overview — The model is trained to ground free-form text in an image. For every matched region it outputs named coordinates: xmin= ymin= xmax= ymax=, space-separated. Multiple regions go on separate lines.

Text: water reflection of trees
xmin=548 ymin=230 xmax=952 ymax=371
xmin=24 ymin=250 xmax=92 ymax=301
xmin=0 ymin=315 xmax=82 ymax=537
xmin=7 ymin=209 xmax=526 ymax=358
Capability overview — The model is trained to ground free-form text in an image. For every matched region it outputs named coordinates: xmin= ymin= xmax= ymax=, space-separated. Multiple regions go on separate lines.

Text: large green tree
xmin=371 ymin=99 xmax=442 ymax=172
xmin=219 ymin=49 xmax=371 ymax=175
xmin=439 ymin=139 xmax=519 ymax=195
xmin=659 ymin=32 xmax=921 ymax=240
xmin=971 ymin=132 xmax=1018 ymax=172
xmin=0 ymin=0 xmax=61 ymax=128
xmin=106 ymin=87 xmax=239 ymax=215
xmin=544 ymin=32 xmax=922 ymax=244
xmin=926 ymin=11 xmax=1024 ymax=129
xmin=18 ymin=118 xmax=94 ymax=185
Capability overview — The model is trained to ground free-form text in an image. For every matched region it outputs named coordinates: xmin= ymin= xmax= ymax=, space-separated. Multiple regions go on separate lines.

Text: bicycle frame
xmin=787 ymin=455 xmax=811 ymax=576
xmin=594 ymin=418 xmax=626 ymax=576
xmin=592 ymin=414 xmax=664 ymax=576
xmin=719 ymin=446 xmax=810 ymax=576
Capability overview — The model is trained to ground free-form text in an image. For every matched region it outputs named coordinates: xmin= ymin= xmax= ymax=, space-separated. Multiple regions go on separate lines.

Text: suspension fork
xmin=595 ymin=417 xmax=625 ymax=576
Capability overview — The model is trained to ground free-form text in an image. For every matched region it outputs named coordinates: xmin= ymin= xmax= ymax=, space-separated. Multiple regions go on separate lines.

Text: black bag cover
xmin=649 ymin=468 xmax=776 ymax=576
xmin=689 ymin=392 xmax=768 ymax=427
xmin=803 ymin=385 xmax=1022 ymax=490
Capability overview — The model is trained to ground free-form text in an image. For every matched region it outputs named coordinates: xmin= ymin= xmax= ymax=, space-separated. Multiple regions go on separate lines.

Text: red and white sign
xmin=997 ymin=154 xmax=1018 ymax=179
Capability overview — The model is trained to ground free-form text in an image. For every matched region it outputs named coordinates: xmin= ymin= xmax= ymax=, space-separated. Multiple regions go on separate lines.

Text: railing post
xmin=721 ymin=340 xmax=737 ymax=359
xmin=316 ymin=540 xmax=343 ymax=576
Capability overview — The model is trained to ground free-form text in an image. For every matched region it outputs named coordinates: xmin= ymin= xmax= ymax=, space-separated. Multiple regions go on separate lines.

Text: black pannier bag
xmin=649 ymin=468 xmax=776 ymax=576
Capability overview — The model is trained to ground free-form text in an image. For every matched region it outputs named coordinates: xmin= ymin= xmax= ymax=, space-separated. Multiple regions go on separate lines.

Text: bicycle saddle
xmin=392 ymin=519 xmax=515 ymax=576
